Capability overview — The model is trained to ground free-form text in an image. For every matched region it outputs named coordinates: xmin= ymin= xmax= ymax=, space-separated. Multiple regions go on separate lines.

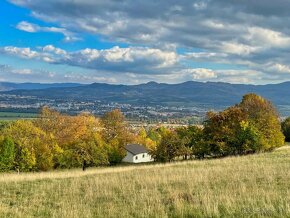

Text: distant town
xmin=0 ymin=93 xmax=207 ymax=126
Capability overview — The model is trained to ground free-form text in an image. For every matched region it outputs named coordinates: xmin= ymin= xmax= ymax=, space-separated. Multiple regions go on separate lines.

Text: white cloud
xmin=2 ymin=46 xmax=39 ymax=59
xmin=193 ymin=1 xmax=208 ymax=10
xmin=0 ymin=64 xmax=60 ymax=83
xmin=16 ymin=21 xmax=80 ymax=42
xmin=3 ymin=44 xmax=290 ymax=84
xmin=0 ymin=45 xmax=178 ymax=74
xmin=64 ymin=74 xmax=117 ymax=83
xmin=180 ymin=68 xmax=217 ymax=80
xmin=65 ymin=46 xmax=179 ymax=74
xmin=16 ymin=21 xmax=38 ymax=32
xmin=245 ymin=27 xmax=290 ymax=48
xmin=266 ymin=63 xmax=290 ymax=74
xmin=42 ymin=45 xmax=67 ymax=55
xmin=12 ymin=69 xmax=33 ymax=75
xmin=219 ymin=42 xmax=258 ymax=56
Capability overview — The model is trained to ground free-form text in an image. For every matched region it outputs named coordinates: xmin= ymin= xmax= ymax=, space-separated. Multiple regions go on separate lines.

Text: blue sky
xmin=1 ymin=0 xmax=290 ymax=84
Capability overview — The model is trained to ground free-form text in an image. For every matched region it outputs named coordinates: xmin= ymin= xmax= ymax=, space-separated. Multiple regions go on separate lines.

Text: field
xmin=0 ymin=112 xmax=38 ymax=121
xmin=0 ymin=147 xmax=289 ymax=218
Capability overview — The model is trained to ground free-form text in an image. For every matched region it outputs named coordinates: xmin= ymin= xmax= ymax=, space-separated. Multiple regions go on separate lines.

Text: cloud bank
xmin=6 ymin=0 xmax=290 ymax=84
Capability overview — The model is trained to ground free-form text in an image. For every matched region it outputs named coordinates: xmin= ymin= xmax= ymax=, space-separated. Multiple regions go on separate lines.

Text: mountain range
xmin=2 ymin=81 xmax=290 ymax=115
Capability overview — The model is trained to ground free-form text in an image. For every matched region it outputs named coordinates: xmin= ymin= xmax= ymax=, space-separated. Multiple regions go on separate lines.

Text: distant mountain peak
xmin=145 ymin=81 xmax=159 ymax=85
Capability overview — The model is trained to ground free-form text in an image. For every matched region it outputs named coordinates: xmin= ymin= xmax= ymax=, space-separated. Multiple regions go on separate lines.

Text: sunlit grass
xmin=0 ymin=146 xmax=290 ymax=217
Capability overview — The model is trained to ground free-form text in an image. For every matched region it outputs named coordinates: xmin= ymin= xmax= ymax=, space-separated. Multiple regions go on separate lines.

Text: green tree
xmin=58 ymin=141 xmax=108 ymax=169
xmin=235 ymin=121 xmax=263 ymax=154
xmin=0 ymin=121 xmax=9 ymax=131
xmin=154 ymin=130 xmax=181 ymax=162
xmin=176 ymin=126 xmax=203 ymax=159
xmin=203 ymin=107 xmax=247 ymax=156
xmin=0 ymin=137 xmax=15 ymax=171
xmin=281 ymin=117 xmax=290 ymax=142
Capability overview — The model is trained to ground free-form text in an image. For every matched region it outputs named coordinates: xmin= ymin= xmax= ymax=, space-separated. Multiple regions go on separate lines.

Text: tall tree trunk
xmin=82 ymin=160 xmax=86 ymax=171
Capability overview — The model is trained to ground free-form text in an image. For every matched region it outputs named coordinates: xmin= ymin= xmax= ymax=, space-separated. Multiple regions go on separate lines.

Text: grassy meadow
xmin=0 ymin=146 xmax=290 ymax=218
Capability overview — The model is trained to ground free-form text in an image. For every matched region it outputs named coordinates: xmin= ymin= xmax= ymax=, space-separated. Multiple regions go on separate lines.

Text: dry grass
xmin=0 ymin=146 xmax=290 ymax=218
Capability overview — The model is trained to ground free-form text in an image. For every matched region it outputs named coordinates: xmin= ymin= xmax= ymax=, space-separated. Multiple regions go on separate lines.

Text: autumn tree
xmin=36 ymin=107 xmax=99 ymax=146
xmin=147 ymin=128 xmax=162 ymax=143
xmin=3 ymin=120 xmax=59 ymax=171
xmin=101 ymin=109 xmax=134 ymax=164
xmin=136 ymin=127 xmax=157 ymax=152
xmin=36 ymin=107 xmax=108 ymax=169
xmin=203 ymin=107 xmax=249 ymax=156
xmin=203 ymin=94 xmax=284 ymax=158
xmin=239 ymin=93 xmax=284 ymax=150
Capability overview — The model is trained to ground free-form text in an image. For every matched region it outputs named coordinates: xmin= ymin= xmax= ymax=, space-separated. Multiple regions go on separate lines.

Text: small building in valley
xmin=122 ymin=144 xmax=154 ymax=163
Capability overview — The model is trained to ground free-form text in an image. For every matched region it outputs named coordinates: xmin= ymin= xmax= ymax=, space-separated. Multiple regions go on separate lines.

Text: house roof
xmin=125 ymin=144 xmax=148 ymax=155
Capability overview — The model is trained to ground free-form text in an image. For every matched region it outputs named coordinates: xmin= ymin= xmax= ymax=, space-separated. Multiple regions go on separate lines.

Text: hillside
xmin=4 ymin=81 xmax=290 ymax=112
xmin=0 ymin=146 xmax=289 ymax=217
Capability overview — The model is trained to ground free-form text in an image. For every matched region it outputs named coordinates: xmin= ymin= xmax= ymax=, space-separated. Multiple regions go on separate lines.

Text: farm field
xmin=0 ymin=146 xmax=289 ymax=218
xmin=0 ymin=112 xmax=38 ymax=121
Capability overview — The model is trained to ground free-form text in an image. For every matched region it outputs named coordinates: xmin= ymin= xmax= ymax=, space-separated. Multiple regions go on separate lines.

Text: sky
xmin=1 ymin=0 xmax=290 ymax=85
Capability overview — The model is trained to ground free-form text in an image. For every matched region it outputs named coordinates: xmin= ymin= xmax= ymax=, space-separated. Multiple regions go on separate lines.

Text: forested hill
xmin=3 ymin=81 xmax=290 ymax=111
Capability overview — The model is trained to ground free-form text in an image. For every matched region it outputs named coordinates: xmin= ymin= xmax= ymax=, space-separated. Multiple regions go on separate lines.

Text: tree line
xmin=0 ymin=93 xmax=286 ymax=172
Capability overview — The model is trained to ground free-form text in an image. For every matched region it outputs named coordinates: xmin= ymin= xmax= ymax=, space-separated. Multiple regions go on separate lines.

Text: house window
xmin=142 ymin=154 xmax=145 ymax=158
xmin=135 ymin=156 xmax=138 ymax=160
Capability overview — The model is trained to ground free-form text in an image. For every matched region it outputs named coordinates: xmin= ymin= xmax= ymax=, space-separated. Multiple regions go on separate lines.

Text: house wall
xmin=132 ymin=152 xmax=154 ymax=163
xmin=122 ymin=152 xmax=154 ymax=163
xmin=122 ymin=152 xmax=134 ymax=163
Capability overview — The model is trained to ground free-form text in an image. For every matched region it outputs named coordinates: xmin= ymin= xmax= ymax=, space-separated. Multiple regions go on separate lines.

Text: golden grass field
xmin=0 ymin=146 xmax=290 ymax=218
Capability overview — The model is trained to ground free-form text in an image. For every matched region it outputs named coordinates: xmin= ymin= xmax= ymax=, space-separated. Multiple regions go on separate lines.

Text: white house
xmin=122 ymin=144 xmax=154 ymax=163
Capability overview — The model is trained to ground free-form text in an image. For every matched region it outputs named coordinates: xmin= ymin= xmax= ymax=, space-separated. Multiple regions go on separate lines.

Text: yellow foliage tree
xmin=4 ymin=120 xmax=60 ymax=171
xmin=101 ymin=109 xmax=134 ymax=164
xmin=35 ymin=107 xmax=107 ymax=169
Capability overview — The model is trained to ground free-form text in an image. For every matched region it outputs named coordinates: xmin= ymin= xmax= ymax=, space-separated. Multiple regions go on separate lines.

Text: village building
xmin=122 ymin=144 xmax=154 ymax=163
